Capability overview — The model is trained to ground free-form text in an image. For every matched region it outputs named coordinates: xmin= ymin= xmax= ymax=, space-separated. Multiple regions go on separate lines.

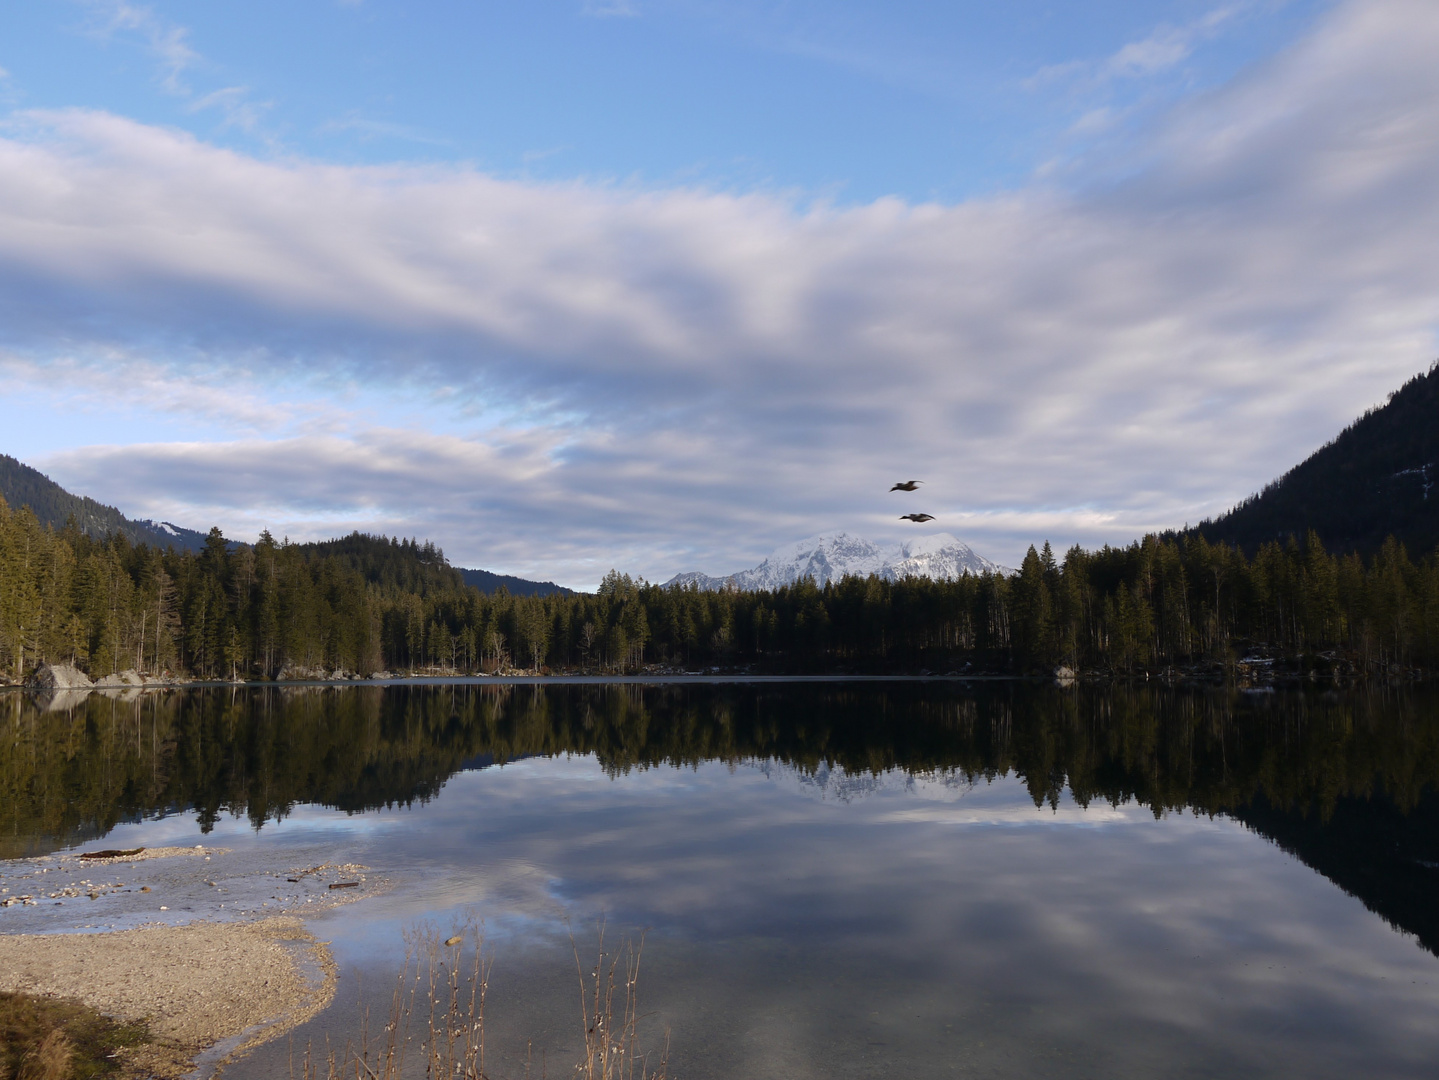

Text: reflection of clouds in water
xmin=874 ymin=803 xmax=1151 ymax=826
xmin=91 ymin=802 xmax=416 ymax=851
xmin=93 ymin=751 xmax=1439 ymax=1080
xmin=383 ymin=857 xmax=566 ymax=922
xmin=443 ymin=758 xmax=1439 ymax=1077
xmin=991 ymin=833 xmax=1439 ymax=1070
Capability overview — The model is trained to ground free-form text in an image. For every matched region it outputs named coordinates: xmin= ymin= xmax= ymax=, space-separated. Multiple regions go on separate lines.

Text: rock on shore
xmin=93 ymin=670 xmax=147 ymax=687
xmin=24 ymin=663 xmax=93 ymax=689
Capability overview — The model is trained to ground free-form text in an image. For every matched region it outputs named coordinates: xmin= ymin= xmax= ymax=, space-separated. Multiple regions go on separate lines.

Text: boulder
xmin=93 ymin=670 xmax=146 ymax=687
xmin=25 ymin=663 xmax=93 ymax=690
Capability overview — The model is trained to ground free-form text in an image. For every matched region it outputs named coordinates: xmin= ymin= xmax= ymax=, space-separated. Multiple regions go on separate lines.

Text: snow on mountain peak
xmin=665 ymin=531 xmax=1008 ymax=591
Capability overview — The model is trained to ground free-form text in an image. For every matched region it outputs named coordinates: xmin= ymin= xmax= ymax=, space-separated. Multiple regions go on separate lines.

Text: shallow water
xmin=3 ymin=681 xmax=1438 ymax=1078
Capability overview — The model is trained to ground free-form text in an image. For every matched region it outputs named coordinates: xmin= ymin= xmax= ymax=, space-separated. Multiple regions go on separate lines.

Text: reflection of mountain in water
xmin=3 ymin=682 xmax=1438 ymax=957
xmin=1234 ymin=791 xmax=1439 ymax=956
xmin=748 ymin=760 xmax=979 ymax=804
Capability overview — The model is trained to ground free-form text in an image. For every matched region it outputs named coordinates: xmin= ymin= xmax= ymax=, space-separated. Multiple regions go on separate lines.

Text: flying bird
xmin=890 ymin=480 xmax=922 ymax=491
xmin=900 ymin=513 xmax=935 ymax=523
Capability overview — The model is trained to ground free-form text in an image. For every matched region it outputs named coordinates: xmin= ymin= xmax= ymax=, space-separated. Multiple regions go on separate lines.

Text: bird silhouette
xmin=890 ymin=480 xmax=922 ymax=491
xmin=899 ymin=513 xmax=935 ymax=523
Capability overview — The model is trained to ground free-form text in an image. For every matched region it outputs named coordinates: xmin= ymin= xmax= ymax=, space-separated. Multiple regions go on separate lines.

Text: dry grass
xmin=572 ymin=924 xmax=667 ymax=1080
xmin=0 ymin=992 xmax=150 ymax=1080
xmin=298 ymin=922 xmax=668 ymax=1080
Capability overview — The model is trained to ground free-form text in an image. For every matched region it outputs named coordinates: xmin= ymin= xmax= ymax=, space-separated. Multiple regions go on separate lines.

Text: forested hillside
xmin=4 ymin=493 xmax=1439 ymax=681
xmin=0 ymin=453 xmax=580 ymax=599
xmin=1196 ymin=363 xmax=1439 ymax=554
xmin=0 ymin=453 xmax=210 ymax=552
xmin=458 ymin=567 xmax=573 ymax=597
xmin=297 ymin=533 xmax=468 ymax=596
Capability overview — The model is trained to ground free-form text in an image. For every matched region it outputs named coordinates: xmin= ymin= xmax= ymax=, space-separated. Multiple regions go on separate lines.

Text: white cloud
xmin=1106 ymin=3 xmax=1245 ymax=78
xmin=0 ymin=349 xmax=337 ymax=434
xmin=187 ymin=86 xmax=268 ymax=133
xmin=81 ymin=1 xmax=264 ymax=131
xmin=581 ymin=0 xmax=639 ymax=17
xmin=319 ymin=113 xmax=452 ymax=147
xmin=3 ymin=0 xmax=1439 ymax=585
xmin=85 ymin=0 xmax=200 ymax=95
xmin=34 ymin=425 xmax=834 ymax=582
xmin=1030 ymin=2 xmax=1254 ymax=89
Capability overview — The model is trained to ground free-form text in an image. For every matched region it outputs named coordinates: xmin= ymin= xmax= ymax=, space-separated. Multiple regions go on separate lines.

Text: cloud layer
xmin=3 ymin=0 xmax=1439 ymax=585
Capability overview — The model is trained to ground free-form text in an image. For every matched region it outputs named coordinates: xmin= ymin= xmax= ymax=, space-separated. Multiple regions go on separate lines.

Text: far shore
xmin=6 ymin=671 xmax=1030 ymax=688
xmin=3 ymin=663 xmax=1420 ymax=693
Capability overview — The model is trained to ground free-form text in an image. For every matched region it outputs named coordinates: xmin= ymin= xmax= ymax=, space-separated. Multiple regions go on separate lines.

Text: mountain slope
xmin=272 ymin=535 xmax=577 ymax=597
xmin=2 ymin=456 xmax=580 ymax=594
xmin=457 ymin=568 xmax=574 ymax=597
xmin=295 ymin=533 xmax=468 ymax=595
xmin=667 ymin=532 xmax=1007 ymax=591
xmin=0 ymin=453 xmax=211 ymax=551
xmin=1195 ymin=364 xmax=1439 ymax=554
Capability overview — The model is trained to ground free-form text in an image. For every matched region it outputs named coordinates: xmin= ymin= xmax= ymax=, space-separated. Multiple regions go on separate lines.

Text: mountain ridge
xmin=666 ymin=531 xmax=1008 ymax=591
xmin=0 ymin=453 xmax=576 ymax=596
xmin=457 ymin=567 xmax=574 ymax=597
xmin=0 ymin=453 xmax=212 ymax=552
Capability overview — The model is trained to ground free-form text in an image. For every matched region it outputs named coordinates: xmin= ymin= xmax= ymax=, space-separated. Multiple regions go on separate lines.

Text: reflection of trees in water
xmin=1234 ymin=791 xmax=1439 ymax=957
xmin=3 ymin=683 xmax=1438 ymax=948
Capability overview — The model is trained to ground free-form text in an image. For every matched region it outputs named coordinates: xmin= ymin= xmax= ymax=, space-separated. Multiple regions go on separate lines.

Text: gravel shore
xmin=0 ymin=845 xmax=376 ymax=1077
xmin=0 ymin=917 xmax=336 ymax=1077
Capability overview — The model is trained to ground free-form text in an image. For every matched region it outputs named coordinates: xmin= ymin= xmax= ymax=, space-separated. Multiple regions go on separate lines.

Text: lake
xmin=3 ymin=680 xmax=1439 ymax=1078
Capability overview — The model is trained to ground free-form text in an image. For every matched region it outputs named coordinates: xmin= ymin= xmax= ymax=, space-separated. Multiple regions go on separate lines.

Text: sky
xmin=1 ymin=0 xmax=1437 ymax=590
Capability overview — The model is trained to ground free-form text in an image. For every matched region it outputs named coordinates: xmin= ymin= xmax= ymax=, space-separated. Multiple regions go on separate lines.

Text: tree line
xmin=7 ymin=682 xmax=1437 ymax=859
xmin=4 ymin=495 xmax=1439 ymax=680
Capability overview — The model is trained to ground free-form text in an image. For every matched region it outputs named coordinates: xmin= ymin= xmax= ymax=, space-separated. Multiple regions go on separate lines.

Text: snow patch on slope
xmin=666 ymin=532 xmax=1009 ymax=591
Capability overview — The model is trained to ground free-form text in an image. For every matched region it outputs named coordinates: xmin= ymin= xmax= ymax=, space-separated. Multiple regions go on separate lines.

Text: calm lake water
xmin=4 ymin=680 xmax=1439 ymax=1079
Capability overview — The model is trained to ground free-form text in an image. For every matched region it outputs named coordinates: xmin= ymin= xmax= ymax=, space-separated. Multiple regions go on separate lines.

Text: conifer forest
xmin=3 ymin=495 xmax=1438 ymax=681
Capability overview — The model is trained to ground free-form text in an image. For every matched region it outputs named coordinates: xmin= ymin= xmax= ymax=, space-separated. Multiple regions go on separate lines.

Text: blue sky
xmin=3 ymin=2 xmax=1328 ymax=200
xmin=2 ymin=0 xmax=1437 ymax=588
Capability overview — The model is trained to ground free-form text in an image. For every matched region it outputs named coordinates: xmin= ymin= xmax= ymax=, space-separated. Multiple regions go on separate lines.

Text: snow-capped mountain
xmin=665 ymin=532 xmax=1009 ymax=591
xmin=745 ymin=759 xmax=983 ymax=804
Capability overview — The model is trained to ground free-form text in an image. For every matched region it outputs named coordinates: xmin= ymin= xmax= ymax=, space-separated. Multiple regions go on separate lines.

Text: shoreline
xmin=0 ymin=919 xmax=337 ymax=1079
xmin=0 ymin=847 xmax=377 ymax=1078
xmin=5 ymin=664 xmax=1427 ymax=696
xmin=0 ymin=669 xmax=1422 ymax=696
